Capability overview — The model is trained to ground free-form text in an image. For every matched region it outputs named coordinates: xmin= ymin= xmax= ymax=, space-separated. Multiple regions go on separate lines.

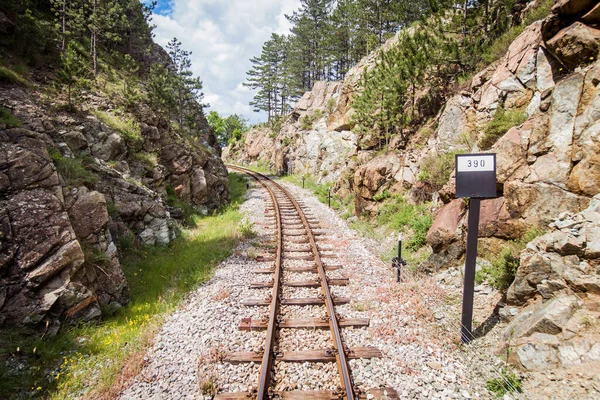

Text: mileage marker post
xmin=455 ymin=153 xmax=497 ymax=344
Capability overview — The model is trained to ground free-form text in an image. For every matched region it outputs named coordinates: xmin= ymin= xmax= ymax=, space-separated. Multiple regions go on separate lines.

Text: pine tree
xmin=58 ymin=41 xmax=88 ymax=109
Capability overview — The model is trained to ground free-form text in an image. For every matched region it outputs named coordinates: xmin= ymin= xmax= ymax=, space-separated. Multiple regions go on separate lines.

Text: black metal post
xmin=302 ymin=176 xmax=305 ymax=188
xmin=328 ymin=188 xmax=331 ymax=208
xmin=392 ymin=233 xmax=406 ymax=282
xmin=461 ymin=198 xmax=481 ymax=344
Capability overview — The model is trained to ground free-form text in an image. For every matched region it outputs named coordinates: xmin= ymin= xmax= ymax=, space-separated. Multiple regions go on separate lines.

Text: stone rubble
xmin=120 ymin=179 xmax=513 ymax=399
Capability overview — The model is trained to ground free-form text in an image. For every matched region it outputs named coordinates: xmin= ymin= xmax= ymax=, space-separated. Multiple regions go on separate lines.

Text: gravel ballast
xmin=120 ymin=177 xmax=512 ymax=400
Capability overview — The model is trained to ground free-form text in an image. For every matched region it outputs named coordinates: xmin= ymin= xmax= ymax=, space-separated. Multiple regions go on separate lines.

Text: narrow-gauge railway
xmin=217 ymin=166 xmax=397 ymax=400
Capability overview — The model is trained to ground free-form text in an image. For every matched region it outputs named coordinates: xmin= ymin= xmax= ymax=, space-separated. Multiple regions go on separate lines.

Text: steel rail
xmin=229 ymin=166 xmax=283 ymax=399
xmin=228 ymin=165 xmax=355 ymax=400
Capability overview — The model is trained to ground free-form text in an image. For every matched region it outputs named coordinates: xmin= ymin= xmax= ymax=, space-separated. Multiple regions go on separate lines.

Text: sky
xmin=145 ymin=0 xmax=301 ymax=123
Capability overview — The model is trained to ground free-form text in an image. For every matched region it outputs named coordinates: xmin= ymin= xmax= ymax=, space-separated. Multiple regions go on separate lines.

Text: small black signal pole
xmin=328 ymin=188 xmax=331 ymax=208
xmin=392 ymin=233 xmax=406 ymax=282
xmin=302 ymin=176 xmax=305 ymax=188
xmin=455 ymin=153 xmax=497 ymax=344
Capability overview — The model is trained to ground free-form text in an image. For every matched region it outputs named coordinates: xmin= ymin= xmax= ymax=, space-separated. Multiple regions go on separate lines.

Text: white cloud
xmin=150 ymin=0 xmax=299 ymax=123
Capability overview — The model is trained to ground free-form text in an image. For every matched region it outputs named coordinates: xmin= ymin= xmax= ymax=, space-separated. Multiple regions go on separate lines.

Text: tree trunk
xmin=61 ymin=0 xmax=67 ymax=52
xmin=91 ymin=0 xmax=98 ymax=75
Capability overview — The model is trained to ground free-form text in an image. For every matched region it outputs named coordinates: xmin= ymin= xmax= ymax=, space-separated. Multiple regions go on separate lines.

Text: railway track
xmin=216 ymin=166 xmax=397 ymax=400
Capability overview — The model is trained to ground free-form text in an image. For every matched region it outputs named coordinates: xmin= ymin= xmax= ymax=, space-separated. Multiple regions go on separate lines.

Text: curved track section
xmin=217 ymin=166 xmax=397 ymax=400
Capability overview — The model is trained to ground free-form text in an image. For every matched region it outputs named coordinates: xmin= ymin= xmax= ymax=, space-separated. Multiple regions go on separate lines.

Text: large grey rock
xmin=68 ymin=191 xmax=109 ymax=239
xmin=504 ymin=295 xmax=581 ymax=339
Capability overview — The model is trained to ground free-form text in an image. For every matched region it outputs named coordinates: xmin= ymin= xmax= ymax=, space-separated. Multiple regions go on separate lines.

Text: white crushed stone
xmin=120 ymin=177 xmax=502 ymax=400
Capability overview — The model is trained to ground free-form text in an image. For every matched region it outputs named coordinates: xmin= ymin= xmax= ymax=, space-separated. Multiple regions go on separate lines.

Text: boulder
xmin=551 ymin=0 xmax=598 ymax=17
xmin=582 ymin=3 xmax=600 ymax=24
xmin=63 ymin=131 xmax=89 ymax=152
xmin=505 ymin=295 xmax=581 ymax=339
xmin=92 ymin=133 xmax=126 ymax=161
xmin=68 ymin=191 xmax=109 ymax=239
xmin=426 ymin=199 xmax=465 ymax=252
xmin=545 ymin=22 xmax=600 ymax=70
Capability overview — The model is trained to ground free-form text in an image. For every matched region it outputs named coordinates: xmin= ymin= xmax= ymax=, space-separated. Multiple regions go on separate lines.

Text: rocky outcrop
xmin=0 ymin=61 xmax=229 ymax=332
xmin=498 ymin=195 xmax=600 ymax=372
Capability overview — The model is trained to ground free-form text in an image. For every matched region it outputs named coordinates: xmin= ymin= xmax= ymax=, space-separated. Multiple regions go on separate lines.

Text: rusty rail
xmin=222 ymin=165 xmax=358 ymax=399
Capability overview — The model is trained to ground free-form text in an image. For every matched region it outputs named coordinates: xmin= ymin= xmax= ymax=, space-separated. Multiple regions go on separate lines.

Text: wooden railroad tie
xmin=224 ymin=347 xmax=382 ymax=363
xmin=250 ymin=278 xmax=349 ymax=288
xmin=215 ymin=388 xmax=399 ymax=400
xmin=241 ymin=297 xmax=350 ymax=306
xmin=239 ymin=317 xmax=369 ymax=330
xmin=252 ymin=264 xmax=342 ymax=274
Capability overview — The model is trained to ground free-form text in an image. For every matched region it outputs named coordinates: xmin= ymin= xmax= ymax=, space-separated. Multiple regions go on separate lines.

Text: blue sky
xmin=144 ymin=0 xmax=300 ymax=123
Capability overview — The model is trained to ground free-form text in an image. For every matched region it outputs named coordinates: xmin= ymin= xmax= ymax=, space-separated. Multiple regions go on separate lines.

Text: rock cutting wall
xmin=0 ymin=70 xmax=229 ymax=333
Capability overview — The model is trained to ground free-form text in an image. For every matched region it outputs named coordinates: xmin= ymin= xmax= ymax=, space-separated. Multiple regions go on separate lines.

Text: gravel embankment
xmin=120 ymin=178 xmax=509 ymax=400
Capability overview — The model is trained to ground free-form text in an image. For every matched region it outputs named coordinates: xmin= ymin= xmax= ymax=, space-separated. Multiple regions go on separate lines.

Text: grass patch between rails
xmin=0 ymin=173 xmax=248 ymax=400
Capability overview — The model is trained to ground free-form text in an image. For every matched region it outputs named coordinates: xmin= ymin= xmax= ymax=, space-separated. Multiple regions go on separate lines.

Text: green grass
xmin=418 ymin=151 xmax=460 ymax=190
xmin=281 ymin=173 xmax=434 ymax=267
xmin=93 ymin=110 xmax=143 ymax=149
xmin=376 ymin=195 xmax=434 ymax=251
xmin=486 ymin=368 xmax=523 ymax=397
xmin=476 ymin=227 xmax=544 ymax=290
xmin=0 ymin=65 xmax=28 ymax=85
xmin=0 ymin=106 xmax=21 ymax=127
xmin=479 ymin=107 xmax=527 ymax=150
xmin=49 ymin=148 xmax=98 ymax=187
xmin=0 ymin=173 xmax=247 ymax=400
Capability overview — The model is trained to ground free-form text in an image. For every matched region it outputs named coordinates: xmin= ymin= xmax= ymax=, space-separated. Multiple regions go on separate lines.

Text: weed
xmin=299 ymin=110 xmax=323 ymax=130
xmin=106 ymin=201 xmax=120 ymax=219
xmin=351 ymin=300 xmax=372 ymax=312
xmin=198 ymin=375 xmax=219 ymax=395
xmin=132 ymin=152 xmax=157 ymax=171
xmin=478 ymin=227 xmax=544 ymax=290
xmin=49 ymin=148 xmax=98 ymax=187
xmin=93 ymin=110 xmax=143 ymax=149
xmin=479 ymin=107 xmax=527 ymax=150
xmin=0 ymin=107 xmax=21 ymax=127
xmin=239 ymin=217 xmax=257 ymax=239
xmin=418 ymin=152 xmax=459 ymax=190
xmin=373 ymin=190 xmax=391 ymax=202
xmin=485 ymin=368 xmax=522 ymax=397
xmin=326 ymin=98 xmax=336 ymax=114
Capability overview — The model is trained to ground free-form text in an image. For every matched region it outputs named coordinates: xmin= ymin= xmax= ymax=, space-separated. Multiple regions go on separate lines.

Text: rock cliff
xmin=225 ymin=0 xmax=600 ymax=377
xmin=0 ymin=52 xmax=229 ymax=333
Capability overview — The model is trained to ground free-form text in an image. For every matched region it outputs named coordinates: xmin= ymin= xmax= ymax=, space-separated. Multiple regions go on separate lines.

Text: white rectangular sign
xmin=456 ymin=154 xmax=495 ymax=172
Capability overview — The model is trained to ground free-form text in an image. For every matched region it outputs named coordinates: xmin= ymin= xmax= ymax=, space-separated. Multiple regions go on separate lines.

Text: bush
xmin=479 ymin=107 xmax=527 ymax=150
xmin=238 ymin=217 xmax=256 ymax=238
xmin=486 ymin=368 xmax=523 ymax=397
xmin=49 ymin=149 xmax=98 ymax=187
xmin=94 ymin=110 xmax=143 ymax=149
xmin=418 ymin=152 xmax=457 ymax=190
xmin=0 ymin=107 xmax=21 ymax=127
xmin=376 ymin=195 xmax=433 ymax=250
xmin=477 ymin=227 xmax=544 ymax=290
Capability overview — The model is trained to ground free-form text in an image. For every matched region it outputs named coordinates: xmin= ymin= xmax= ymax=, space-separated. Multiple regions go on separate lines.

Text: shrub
xmin=376 ymin=195 xmax=433 ymax=250
xmin=479 ymin=107 xmax=527 ymax=150
xmin=0 ymin=107 xmax=21 ymax=127
xmin=49 ymin=149 xmax=98 ymax=187
xmin=477 ymin=227 xmax=544 ymax=290
xmin=486 ymin=368 xmax=522 ymax=397
xmin=238 ymin=217 xmax=256 ymax=238
xmin=94 ymin=110 xmax=143 ymax=149
xmin=418 ymin=152 xmax=457 ymax=190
